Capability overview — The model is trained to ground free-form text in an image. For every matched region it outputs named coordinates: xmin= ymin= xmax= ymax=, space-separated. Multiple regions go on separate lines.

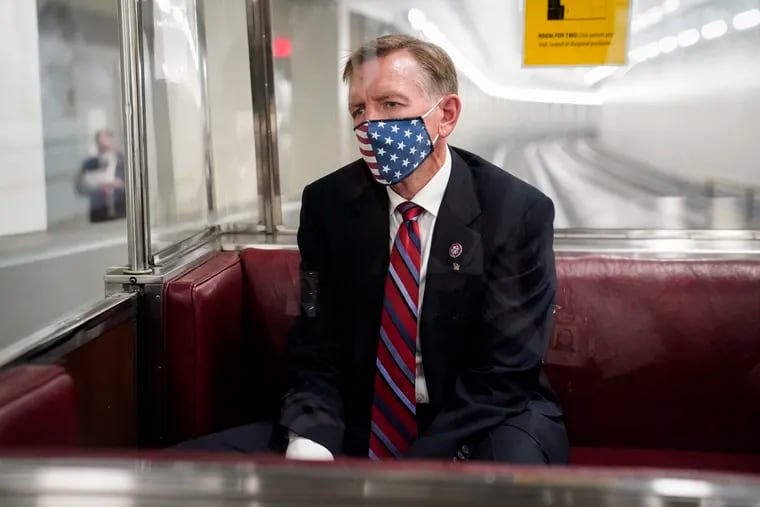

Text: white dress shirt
xmin=385 ymin=146 xmax=452 ymax=405
xmin=286 ymin=147 xmax=452 ymax=460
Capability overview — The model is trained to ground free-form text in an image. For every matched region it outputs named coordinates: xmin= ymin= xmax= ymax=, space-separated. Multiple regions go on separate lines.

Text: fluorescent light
xmin=584 ymin=66 xmax=618 ymax=86
xmin=663 ymin=0 xmax=679 ymax=14
xmin=733 ymin=9 xmax=760 ymax=30
xmin=409 ymin=10 xmax=602 ymax=105
xmin=658 ymin=36 xmax=678 ymax=53
xmin=629 ymin=47 xmax=649 ymax=63
xmin=701 ymin=19 xmax=728 ymax=40
xmin=632 ymin=1 xmax=678 ymax=33
xmin=677 ymin=28 xmax=700 ymax=47
xmin=644 ymin=42 xmax=661 ymax=59
xmin=407 ymin=8 xmax=427 ymax=30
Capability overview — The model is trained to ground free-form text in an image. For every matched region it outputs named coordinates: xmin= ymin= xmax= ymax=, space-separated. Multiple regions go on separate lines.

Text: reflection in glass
xmin=272 ymin=0 xmax=760 ymax=230
xmin=144 ymin=0 xmax=209 ymax=252
xmin=145 ymin=0 xmax=259 ymax=253
xmin=0 ymin=1 xmax=127 ymax=347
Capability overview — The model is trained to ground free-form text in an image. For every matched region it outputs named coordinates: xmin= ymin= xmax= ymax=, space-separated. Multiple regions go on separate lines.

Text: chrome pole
xmin=245 ymin=0 xmax=282 ymax=234
xmin=194 ymin=0 xmax=216 ymax=217
xmin=117 ymin=0 xmax=152 ymax=274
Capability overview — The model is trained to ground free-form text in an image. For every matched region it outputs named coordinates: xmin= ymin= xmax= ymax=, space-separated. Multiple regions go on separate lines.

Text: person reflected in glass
xmin=76 ymin=129 xmax=126 ymax=223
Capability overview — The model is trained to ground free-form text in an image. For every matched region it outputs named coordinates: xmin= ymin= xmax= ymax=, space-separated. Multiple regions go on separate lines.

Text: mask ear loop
xmin=422 ymin=97 xmax=444 ymax=147
xmin=421 ymin=97 xmax=444 ymax=119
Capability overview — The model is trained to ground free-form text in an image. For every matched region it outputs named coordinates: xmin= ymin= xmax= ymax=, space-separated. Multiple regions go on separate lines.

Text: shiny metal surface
xmin=139 ymin=282 xmax=168 ymax=447
xmin=117 ymin=0 xmax=152 ymax=275
xmin=105 ymin=223 xmax=760 ymax=288
xmin=150 ymin=227 xmax=219 ymax=267
xmin=246 ymin=0 xmax=282 ymax=234
xmin=0 ymin=457 xmax=759 ymax=506
xmin=105 ymin=242 xmax=219 ymax=287
xmin=194 ymin=0 xmax=216 ymax=216
xmin=220 ymin=230 xmax=760 ymax=258
xmin=0 ymin=293 xmax=137 ymax=367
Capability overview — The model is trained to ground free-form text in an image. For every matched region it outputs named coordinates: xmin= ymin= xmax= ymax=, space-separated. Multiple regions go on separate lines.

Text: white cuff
xmin=285 ymin=433 xmax=334 ymax=461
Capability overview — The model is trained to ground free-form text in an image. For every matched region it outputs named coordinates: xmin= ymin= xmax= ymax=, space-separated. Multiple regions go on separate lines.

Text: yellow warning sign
xmin=523 ymin=0 xmax=631 ymax=66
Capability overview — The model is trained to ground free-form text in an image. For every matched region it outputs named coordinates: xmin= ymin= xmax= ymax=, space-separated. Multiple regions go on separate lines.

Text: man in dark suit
xmin=278 ymin=34 xmax=567 ymax=463
xmin=76 ymin=129 xmax=126 ymax=222
xmin=180 ymin=35 xmax=567 ymax=464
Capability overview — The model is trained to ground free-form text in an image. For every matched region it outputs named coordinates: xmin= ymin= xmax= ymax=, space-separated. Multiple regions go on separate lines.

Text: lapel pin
xmin=453 ymin=262 xmax=460 ymax=272
xmin=449 ymin=242 xmax=463 ymax=259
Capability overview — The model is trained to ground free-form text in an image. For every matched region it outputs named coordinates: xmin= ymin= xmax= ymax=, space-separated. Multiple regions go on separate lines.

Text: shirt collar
xmin=387 ymin=146 xmax=452 ymax=218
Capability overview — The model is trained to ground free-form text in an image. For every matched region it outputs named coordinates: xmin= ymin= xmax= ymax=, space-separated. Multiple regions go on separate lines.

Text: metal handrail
xmin=245 ymin=0 xmax=282 ymax=234
xmin=0 ymin=456 xmax=758 ymax=505
xmin=117 ymin=0 xmax=152 ymax=275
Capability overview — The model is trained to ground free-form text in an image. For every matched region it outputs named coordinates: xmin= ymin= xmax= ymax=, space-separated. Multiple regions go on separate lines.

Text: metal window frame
xmin=245 ymin=0 xmax=284 ymax=235
xmin=116 ymin=0 xmax=760 ymax=276
xmin=117 ymin=0 xmax=152 ymax=275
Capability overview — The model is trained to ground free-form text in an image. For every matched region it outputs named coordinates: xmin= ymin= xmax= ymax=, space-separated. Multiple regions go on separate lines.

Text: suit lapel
xmin=344 ymin=169 xmax=389 ymax=277
xmin=342 ymin=167 xmax=390 ymax=374
xmin=420 ymin=149 xmax=483 ymax=406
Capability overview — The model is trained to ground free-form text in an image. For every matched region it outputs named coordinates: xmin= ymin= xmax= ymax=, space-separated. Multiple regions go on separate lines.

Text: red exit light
xmin=273 ymin=37 xmax=292 ymax=58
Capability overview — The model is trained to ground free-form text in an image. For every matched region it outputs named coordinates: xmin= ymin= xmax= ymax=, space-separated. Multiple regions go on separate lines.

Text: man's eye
xmin=384 ymin=102 xmax=400 ymax=109
xmin=351 ymin=108 xmax=364 ymax=118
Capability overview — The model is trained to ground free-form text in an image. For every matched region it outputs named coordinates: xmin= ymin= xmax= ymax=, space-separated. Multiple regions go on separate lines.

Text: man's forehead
xmin=349 ymin=50 xmax=426 ymax=98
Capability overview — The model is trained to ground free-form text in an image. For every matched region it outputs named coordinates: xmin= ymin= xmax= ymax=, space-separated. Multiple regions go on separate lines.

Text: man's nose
xmin=364 ymin=106 xmax=382 ymax=121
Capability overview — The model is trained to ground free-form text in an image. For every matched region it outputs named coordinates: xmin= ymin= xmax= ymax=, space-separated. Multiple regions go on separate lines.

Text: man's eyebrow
xmin=375 ymin=92 xmax=409 ymax=101
xmin=348 ymin=100 xmax=364 ymax=110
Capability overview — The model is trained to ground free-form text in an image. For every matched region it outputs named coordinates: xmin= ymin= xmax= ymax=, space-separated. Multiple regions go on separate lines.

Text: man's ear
xmin=437 ymin=94 xmax=462 ymax=138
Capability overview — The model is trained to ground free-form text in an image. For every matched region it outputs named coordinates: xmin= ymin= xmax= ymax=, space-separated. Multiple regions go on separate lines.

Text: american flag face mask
xmin=354 ymin=99 xmax=441 ymax=185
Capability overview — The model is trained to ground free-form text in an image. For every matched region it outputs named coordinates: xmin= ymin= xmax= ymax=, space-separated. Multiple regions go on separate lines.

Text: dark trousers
xmin=173 ymin=408 xmax=568 ymax=465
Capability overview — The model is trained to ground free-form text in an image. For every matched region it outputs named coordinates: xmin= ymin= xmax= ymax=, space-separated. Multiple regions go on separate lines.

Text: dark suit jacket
xmin=279 ymin=146 xmax=562 ymax=460
xmin=77 ymin=154 xmax=127 ymax=222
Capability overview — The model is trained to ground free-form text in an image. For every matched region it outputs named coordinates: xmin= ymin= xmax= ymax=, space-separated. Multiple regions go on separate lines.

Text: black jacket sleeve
xmin=278 ymin=184 xmax=345 ymax=453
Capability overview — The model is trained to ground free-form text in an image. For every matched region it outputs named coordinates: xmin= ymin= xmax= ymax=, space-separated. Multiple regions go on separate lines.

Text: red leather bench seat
xmin=163 ymin=249 xmax=760 ymax=473
xmin=162 ymin=252 xmax=252 ymax=444
xmin=0 ymin=365 xmax=77 ymax=448
xmin=549 ymin=257 xmax=760 ymax=472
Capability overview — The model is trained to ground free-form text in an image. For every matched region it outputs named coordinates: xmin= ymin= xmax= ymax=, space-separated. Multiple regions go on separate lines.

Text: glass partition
xmin=144 ymin=0 xmax=259 ymax=256
xmin=143 ymin=0 xmax=211 ymax=253
xmin=271 ymin=0 xmax=760 ymax=231
xmin=0 ymin=0 xmax=262 ymax=347
xmin=202 ymin=0 xmax=259 ymax=227
xmin=0 ymin=0 xmax=127 ymax=347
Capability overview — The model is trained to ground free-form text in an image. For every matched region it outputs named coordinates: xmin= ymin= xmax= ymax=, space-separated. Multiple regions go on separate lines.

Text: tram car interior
xmin=0 ymin=0 xmax=759 ymax=505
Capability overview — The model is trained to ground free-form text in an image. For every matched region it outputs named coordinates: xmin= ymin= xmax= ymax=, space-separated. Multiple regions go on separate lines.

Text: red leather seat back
xmin=546 ymin=256 xmax=760 ymax=454
xmin=162 ymin=252 xmax=250 ymax=444
xmin=239 ymin=248 xmax=300 ymax=413
xmin=179 ymin=248 xmax=760 ymax=461
xmin=0 ymin=365 xmax=77 ymax=448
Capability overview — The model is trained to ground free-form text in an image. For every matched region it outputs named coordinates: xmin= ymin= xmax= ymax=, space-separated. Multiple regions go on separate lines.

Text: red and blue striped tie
xmin=369 ymin=201 xmax=424 ymax=460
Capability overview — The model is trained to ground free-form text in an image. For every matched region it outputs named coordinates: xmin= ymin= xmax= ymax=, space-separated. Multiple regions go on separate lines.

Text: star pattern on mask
xmin=361 ymin=118 xmax=434 ymax=183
